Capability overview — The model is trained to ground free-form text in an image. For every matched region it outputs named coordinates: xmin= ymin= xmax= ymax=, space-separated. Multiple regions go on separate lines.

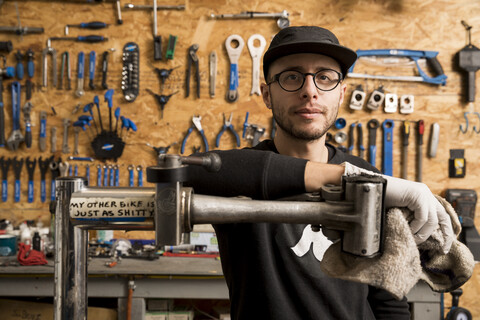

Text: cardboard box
xmin=145 ymin=310 xmax=194 ymax=320
xmin=189 ymin=232 xmax=218 ymax=252
xmin=0 ymin=299 xmax=117 ymax=320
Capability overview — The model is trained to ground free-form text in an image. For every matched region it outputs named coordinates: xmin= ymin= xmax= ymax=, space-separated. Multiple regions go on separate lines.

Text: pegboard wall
xmin=1 ymin=0 xmax=480 ymax=314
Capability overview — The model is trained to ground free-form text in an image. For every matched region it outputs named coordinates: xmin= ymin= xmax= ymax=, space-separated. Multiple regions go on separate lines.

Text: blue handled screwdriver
xmin=65 ymin=22 xmax=109 ymax=35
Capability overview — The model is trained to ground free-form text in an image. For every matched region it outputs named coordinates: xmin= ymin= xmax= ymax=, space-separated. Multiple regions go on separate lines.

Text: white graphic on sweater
xmin=291 ymin=224 xmax=333 ymax=261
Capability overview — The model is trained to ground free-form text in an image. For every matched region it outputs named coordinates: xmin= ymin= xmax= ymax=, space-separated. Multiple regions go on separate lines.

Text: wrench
xmin=225 ymin=35 xmax=245 ymax=102
xmin=59 ymin=161 xmax=69 ymax=177
xmin=247 ymin=34 xmax=266 ymax=96
xmin=75 ymin=51 xmax=85 ymax=97
xmin=26 ymin=157 xmax=36 ymax=203
xmin=209 ymin=51 xmax=217 ymax=98
xmin=12 ymin=157 xmax=23 ymax=203
xmin=51 ymin=126 xmax=57 ymax=153
xmin=22 ymin=101 xmax=33 ymax=148
xmin=39 ymin=111 xmax=47 ymax=151
xmin=73 ymin=126 xmax=80 ymax=155
xmin=38 ymin=156 xmax=50 ymax=203
xmin=42 ymin=39 xmax=57 ymax=88
xmin=62 ymin=118 xmax=71 ymax=154
xmin=7 ymin=82 xmax=24 ymax=150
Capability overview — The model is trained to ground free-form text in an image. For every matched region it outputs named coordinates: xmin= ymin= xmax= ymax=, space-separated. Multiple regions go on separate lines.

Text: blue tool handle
xmin=97 ymin=166 xmax=102 ymax=186
xmin=242 ymin=112 xmax=249 ymax=138
xmin=51 ymin=180 xmax=56 ymax=201
xmin=369 ymin=145 xmax=377 ymax=167
xmin=89 ymin=51 xmax=96 ymax=80
xmin=229 ymin=63 xmax=239 ymax=90
xmin=115 ymin=168 xmax=119 ymax=186
xmin=77 ymin=35 xmax=107 ymax=43
xmin=27 ymin=60 xmax=34 ymax=78
xmin=181 ymin=127 xmax=193 ymax=154
xmin=80 ymin=22 xmax=108 ymax=29
xmin=25 ymin=123 xmax=32 ymax=148
xmin=357 ymin=123 xmax=365 ymax=154
xmin=40 ymin=117 xmax=47 ymax=138
xmin=215 ymin=127 xmax=226 ymax=148
xmin=138 ymin=169 xmax=143 ymax=187
xmin=382 ymin=119 xmax=394 ymax=176
xmin=40 ymin=180 xmax=46 ymax=203
xmin=233 ymin=129 xmax=240 ymax=147
xmin=2 ymin=180 xmax=7 ymax=202
xmin=109 ymin=167 xmax=114 ymax=186
xmin=129 ymin=169 xmax=134 ymax=187
xmin=200 ymin=130 xmax=209 ymax=152
xmin=68 ymin=165 xmax=73 ymax=176
xmin=348 ymin=123 xmax=355 ymax=154
xmin=28 ymin=180 xmax=34 ymax=203
xmin=78 ymin=52 xmax=85 ymax=79
xmin=16 ymin=62 xmax=24 ymax=80
xmin=355 ymin=49 xmax=439 ymax=59
xmin=14 ymin=180 xmax=20 ymax=202
xmin=103 ymin=167 xmax=108 ymax=186
xmin=74 ymin=165 xmax=78 ymax=176
xmin=86 ymin=166 xmax=90 ymax=185
xmin=11 ymin=82 xmax=21 ymax=131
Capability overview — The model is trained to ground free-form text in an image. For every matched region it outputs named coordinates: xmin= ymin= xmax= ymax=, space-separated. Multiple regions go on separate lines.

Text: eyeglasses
xmin=267 ymin=69 xmax=343 ymax=92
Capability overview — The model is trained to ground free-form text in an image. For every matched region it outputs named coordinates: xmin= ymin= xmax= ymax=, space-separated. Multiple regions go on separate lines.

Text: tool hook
xmin=473 ymin=112 xmax=480 ymax=133
xmin=459 ymin=112 xmax=469 ymax=134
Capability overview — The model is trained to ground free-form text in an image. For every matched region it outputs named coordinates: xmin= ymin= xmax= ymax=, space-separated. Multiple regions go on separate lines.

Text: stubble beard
xmin=271 ymin=100 xmax=340 ymax=141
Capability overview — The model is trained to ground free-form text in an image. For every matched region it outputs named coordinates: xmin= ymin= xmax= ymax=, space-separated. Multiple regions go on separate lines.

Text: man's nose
xmin=301 ymin=74 xmax=318 ymax=99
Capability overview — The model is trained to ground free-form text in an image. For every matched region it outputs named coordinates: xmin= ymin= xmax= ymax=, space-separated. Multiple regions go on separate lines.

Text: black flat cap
xmin=263 ymin=26 xmax=357 ymax=79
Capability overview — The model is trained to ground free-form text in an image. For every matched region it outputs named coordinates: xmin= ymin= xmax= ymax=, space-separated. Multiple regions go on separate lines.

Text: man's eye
xmin=284 ymin=73 xmax=300 ymax=81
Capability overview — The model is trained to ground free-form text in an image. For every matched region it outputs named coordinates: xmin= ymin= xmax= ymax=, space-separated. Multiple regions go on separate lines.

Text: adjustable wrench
xmin=7 ymin=82 xmax=24 ymax=150
xmin=225 ymin=35 xmax=244 ymax=102
xmin=247 ymin=34 xmax=266 ymax=96
xmin=75 ymin=51 xmax=85 ymax=97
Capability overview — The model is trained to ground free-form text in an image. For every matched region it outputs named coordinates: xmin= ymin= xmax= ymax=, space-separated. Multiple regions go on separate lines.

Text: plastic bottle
xmin=33 ymin=232 xmax=41 ymax=251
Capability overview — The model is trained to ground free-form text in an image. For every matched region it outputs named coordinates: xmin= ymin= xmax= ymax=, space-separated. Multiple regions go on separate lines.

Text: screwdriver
xmin=402 ymin=120 xmax=410 ymax=179
xmin=416 ymin=120 xmax=424 ymax=182
xmin=65 ymin=22 xmax=109 ymax=35
xmin=49 ymin=35 xmax=108 ymax=43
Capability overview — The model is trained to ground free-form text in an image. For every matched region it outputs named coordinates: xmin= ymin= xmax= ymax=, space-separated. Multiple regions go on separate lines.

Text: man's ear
xmin=261 ymin=83 xmax=271 ymax=109
xmin=338 ymin=82 xmax=347 ymax=105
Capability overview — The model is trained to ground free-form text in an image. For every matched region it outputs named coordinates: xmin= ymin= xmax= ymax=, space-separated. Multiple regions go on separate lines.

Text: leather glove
xmin=342 ymin=162 xmax=454 ymax=254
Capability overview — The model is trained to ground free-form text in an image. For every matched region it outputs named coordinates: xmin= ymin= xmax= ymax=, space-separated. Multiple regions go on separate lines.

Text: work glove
xmin=342 ymin=162 xmax=455 ymax=254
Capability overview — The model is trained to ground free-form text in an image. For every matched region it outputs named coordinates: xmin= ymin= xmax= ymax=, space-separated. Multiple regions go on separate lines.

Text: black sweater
xmin=186 ymin=140 xmax=410 ymax=320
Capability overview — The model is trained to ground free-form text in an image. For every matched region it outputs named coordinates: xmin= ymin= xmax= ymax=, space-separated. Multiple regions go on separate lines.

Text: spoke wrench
xmin=7 ymin=82 xmax=25 ymax=150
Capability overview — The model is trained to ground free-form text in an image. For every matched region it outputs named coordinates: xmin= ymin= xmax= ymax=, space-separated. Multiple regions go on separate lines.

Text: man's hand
xmin=342 ymin=162 xmax=455 ymax=253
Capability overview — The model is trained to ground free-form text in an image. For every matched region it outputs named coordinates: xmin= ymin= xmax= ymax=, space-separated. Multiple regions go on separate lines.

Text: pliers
xmin=186 ymin=44 xmax=200 ymax=98
xmin=216 ymin=112 xmax=240 ymax=148
xmin=181 ymin=115 xmax=209 ymax=154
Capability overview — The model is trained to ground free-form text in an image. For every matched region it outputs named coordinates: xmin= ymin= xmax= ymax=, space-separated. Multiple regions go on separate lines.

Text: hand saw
xmin=348 ymin=49 xmax=447 ymax=85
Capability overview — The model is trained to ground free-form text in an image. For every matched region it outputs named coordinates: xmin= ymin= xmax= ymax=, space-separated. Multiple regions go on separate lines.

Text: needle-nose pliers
xmin=216 ymin=112 xmax=240 ymax=148
xmin=181 ymin=115 xmax=209 ymax=154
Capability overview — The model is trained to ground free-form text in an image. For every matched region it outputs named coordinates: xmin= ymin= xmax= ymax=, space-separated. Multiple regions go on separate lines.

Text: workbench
xmin=0 ymin=256 xmax=442 ymax=320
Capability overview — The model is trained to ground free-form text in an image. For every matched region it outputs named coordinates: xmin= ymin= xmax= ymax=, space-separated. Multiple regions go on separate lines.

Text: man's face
xmin=261 ymin=53 xmax=346 ymax=141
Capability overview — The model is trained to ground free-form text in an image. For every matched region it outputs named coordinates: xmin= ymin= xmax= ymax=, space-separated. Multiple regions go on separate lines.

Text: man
xmin=188 ymin=26 xmax=454 ymax=319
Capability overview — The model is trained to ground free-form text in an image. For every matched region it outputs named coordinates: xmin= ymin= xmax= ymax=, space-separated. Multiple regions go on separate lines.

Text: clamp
xmin=216 ymin=112 xmax=240 ymax=148
xmin=186 ymin=44 xmax=200 ymax=98
xmin=181 ymin=115 xmax=209 ymax=154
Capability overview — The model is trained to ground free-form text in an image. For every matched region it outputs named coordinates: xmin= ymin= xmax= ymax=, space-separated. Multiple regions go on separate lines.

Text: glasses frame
xmin=267 ymin=69 xmax=343 ymax=92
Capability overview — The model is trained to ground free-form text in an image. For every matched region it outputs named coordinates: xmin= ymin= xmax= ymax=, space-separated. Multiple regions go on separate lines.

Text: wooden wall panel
xmin=1 ymin=0 xmax=480 ymax=316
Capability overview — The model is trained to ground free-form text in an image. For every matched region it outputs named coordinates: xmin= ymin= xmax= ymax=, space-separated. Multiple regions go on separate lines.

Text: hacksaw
xmin=347 ymin=49 xmax=448 ymax=85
